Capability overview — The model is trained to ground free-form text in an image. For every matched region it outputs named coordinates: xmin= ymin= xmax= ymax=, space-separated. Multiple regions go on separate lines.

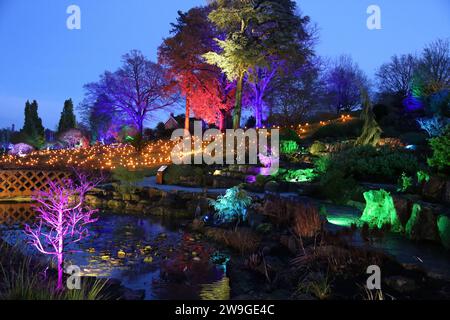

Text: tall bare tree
xmin=376 ymin=54 xmax=417 ymax=97
xmin=417 ymin=38 xmax=450 ymax=94
xmin=83 ymin=50 xmax=179 ymax=136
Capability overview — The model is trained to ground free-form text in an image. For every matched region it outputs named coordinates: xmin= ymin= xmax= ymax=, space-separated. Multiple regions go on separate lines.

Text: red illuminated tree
xmin=159 ymin=6 xmax=234 ymax=130
xmin=24 ymin=171 xmax=101 ymax=290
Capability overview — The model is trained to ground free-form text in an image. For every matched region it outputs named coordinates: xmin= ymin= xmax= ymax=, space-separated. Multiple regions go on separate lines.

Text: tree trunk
xmin=185 ymin=94 xmax=190 ymax=132
xmin=137 ymin=120 xmax=144 ymax=137
xmin=56 ymin=252 xmax=64 ymax=291
xmin=56 ymin=210 xmax=64 ymax=291
xmin=233 ymin=74 xmax=244 ymax=129
xmin=254 ymin=93 xmax=263 ymax=128
xmin=219 ymin=110 xmax=226 ymax=131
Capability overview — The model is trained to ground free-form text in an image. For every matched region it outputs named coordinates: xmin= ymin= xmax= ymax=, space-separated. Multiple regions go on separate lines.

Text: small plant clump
xmin=209 ymin=186 xmax=252 ymax=229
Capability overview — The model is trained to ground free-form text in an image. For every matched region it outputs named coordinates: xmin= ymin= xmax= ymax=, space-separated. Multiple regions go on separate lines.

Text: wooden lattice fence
xmin=0 ymin=203 xmax=34 ymax=226
xmin=0 ymin=170 xmax=72 ymax=199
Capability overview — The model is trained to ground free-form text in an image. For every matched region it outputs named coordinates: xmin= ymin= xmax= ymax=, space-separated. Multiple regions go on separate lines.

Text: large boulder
xmin=392 ymin=195 xmax=413 ymax=227
xmin=437 ymin=215 xmax=450 ymax=249
xmin=444 ymin=181 xmax=450 ymax=205
xmin=405 ymin=202 xmax=440 ymax=242
xmin=422 ymin=176 xmax=446 ymax=202
xmin=264 ymin=180 xmax=280 ymax=193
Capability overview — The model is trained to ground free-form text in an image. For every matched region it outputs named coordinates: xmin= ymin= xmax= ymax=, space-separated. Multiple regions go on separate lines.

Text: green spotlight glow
xmin=280 ymin=140 xmax=298 ymax=154
xmin=326 ymin=216 xmax=358 ymax=227
xmin=359 ymin=189 xmax=403 ymax=232
xmin=437 ymin=215 xmax=450 ymax=249
xmin=417 ymin=170 xmax=430 ymax=184
xmin=405 ymin=203 xmax=421 ymax=238
xmin=285 ymin=168 xmax=317 ymax=182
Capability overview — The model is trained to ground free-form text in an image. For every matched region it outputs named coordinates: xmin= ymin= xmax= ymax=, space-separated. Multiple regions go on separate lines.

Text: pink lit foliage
xmin=24 ymin=171 xmax=101 ymax=290
xmin=258 ymin=146 xmax=278 ymax=172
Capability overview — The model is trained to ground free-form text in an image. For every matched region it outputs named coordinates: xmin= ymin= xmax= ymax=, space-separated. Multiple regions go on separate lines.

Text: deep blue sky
xmin=0 ymin=0 xmax=449 ymax=130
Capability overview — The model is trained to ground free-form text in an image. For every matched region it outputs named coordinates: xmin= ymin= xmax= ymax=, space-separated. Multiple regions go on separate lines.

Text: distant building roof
xmin=164 ymin=114 xmax=208 ymax=131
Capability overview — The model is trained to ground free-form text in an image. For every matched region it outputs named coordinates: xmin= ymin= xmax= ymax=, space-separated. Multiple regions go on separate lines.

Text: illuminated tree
xmin=323 ymin=55 xmax=369 ymax=114
xmin=189 ymin=72 xmax=235 ymax=130
xmin=24 ymin=172 xmax=101 ymax=290
xmin=84 ymin=50 xmax=179 ymax=136
xmin=159 ymin=7 xmax=216 ymax=130
xmin=416 ymin=38 xmax=450 ymax=95
xmin=266 ymin=57 xmax=324 ymax=126
xmin=403 ymin=39 xmax=450 ymax=112
xmin=159 ymin=6 xmax=235 ymax=130
xmin=204 ymin=0 xmax=310 ymax=129
xmin=246 ymin=64 xmax=279 ymax=128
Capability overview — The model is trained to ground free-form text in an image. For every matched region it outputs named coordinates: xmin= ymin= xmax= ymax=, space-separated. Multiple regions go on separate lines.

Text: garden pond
xmin=0 ymin=202 xmax=230 ymax=300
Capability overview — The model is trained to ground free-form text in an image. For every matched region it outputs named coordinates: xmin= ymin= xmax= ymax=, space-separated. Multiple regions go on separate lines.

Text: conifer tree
xmin=58 ymin=99 xmax=77 ymax=133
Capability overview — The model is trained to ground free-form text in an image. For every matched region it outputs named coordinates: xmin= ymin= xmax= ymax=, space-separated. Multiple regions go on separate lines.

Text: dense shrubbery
xmin=311 ymin=119 xmax=363 ymax=140
xmin=11 ymin=131 xmax=45 ymax=149
xmin=309 ymin=141 xmax=327 ymax=156
xmin=112 ymin=167 xmax=154 ymax=193
xmin=322 ymin=146 xmax=420 ymax=183
xmin=274 ymin=168 xmax=317 ymax=183
xmin=280 ymin=140 xmax=298 ymax=154
xmin=428 ymin=125 xmax=450 ymax=172
xmin=164 ymin=165 xmax=205 ymax=185
xmin=316 ymin=145 xmax=421 ymax=204
xmin=319 ymin=169 xmax=362 ymax=205
xmin=280 ymin=128 xmax=301 ymax=144
xmin=205 ymin=227 xmax=260 ymax=255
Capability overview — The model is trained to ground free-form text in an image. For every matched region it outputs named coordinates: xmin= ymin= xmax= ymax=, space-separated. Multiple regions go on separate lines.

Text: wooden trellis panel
xmin=0 ymin=170 xmax=72 ymax=199
xmin=0 ymin=203 xmax=34 ymax=226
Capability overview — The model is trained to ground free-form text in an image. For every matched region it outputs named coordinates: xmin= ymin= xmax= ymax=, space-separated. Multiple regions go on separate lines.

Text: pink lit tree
xmin=24 ymin=171 xmax=101 ymax=290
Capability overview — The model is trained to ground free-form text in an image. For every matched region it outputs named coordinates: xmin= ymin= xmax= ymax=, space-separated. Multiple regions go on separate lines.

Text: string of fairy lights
xmin=0 ymin=117 xmax=354 ymax=171
xmin=0 ymin=140 xmax=177 ymax=170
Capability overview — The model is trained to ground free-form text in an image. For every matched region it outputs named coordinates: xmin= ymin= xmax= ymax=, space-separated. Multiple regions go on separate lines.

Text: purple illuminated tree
xmin=265 ymin=57 xmax=324 ymax=126
xmin=83 ymin=50 xmax=179 ymax=137
xmin=24 ymin=171 xmax=101 ymax=290
xmin=323 ymin=55 xmax=369 ymax=115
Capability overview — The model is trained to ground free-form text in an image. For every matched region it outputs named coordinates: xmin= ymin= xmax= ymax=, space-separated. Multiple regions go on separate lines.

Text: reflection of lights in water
xmin=1 ymin=208 xmax=231 ymax=299
xmin=200 ymin=277 xmax=230 ymax=300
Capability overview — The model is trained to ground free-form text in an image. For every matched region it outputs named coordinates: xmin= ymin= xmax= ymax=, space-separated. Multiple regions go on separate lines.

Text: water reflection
xmin=0 ymin=203 xmax=229 ymax=300
xmin=0 ymin=202 xmax=35 ymax=226
xmin=325 ymin=204 xmax=450 ymax=278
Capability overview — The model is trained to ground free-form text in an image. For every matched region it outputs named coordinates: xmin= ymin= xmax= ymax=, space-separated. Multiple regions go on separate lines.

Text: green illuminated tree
xmin=58 ymin=99 xmax=77 ymax=133
xmin=203 ymin=0 xmax=310 ymax=129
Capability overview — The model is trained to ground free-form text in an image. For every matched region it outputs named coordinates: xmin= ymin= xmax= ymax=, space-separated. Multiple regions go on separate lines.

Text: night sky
xmin=0 ymin=0 xmax=449 ymax=130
